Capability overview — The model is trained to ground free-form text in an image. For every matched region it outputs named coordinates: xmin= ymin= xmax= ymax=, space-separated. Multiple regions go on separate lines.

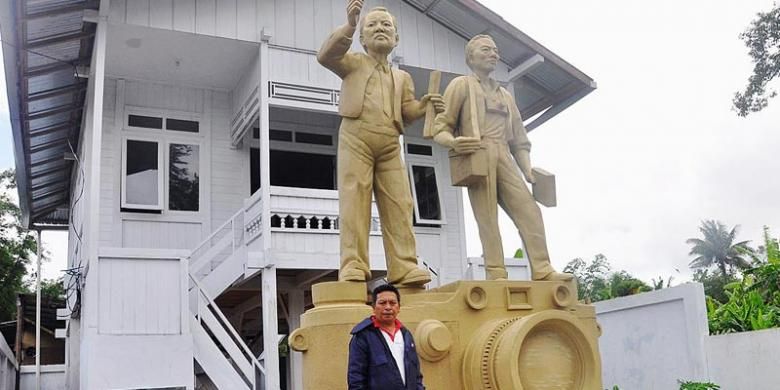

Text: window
xmin=168 ymin=143 xmax=200 ymax=211
xmin=405 ymin=142 xmax=445 ymax=226
xmin=128 ymin=114 xmax=163 ymax=129
xmin=250 ymin=148 xmax=336 ymax=192
xmin=407 ymin=144 xmax=433 ymax=156
xmin=122 ymin=139 xmax=163 ymax=210
xmin=166 ymin=118 xmax=199 ymax=133
xmin=122 ymin=109 xmax=202 ymax=213
xmin=409 ymin=164 xmax=443 ymax=224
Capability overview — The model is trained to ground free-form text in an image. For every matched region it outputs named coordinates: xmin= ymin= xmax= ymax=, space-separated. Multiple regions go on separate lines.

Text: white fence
xmin=19 ymin=365 xmax=65 ymax=390
xmin=0 ymin=333 xmax=17 ymax=390
xmin=707 ymin=327 xmax=780 ymax=390
xmin=595 ymin=283 xmax=710 ymax=389
xmin=595 ymin=282 xmax=780 ymax=389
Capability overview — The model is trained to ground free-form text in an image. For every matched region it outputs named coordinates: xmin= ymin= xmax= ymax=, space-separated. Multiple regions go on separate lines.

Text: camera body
xmin=290 ymin=280 xmax=602 ymax=389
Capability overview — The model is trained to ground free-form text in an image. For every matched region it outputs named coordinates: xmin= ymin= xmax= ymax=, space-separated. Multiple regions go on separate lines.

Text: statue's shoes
xmin=396 ymin=269 xmax=431 ymax=287
xmin=340 ymin=268 xmax=367 ymax=282
xmin=538 ymin=272 xmax=574 ymax=282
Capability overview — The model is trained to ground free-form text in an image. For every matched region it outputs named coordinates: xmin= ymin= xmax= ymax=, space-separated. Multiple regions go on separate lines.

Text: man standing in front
xmin=317 ymin=1 xmax=444 ymax=287
xmin=432 ymin=35 xmax=573 ymax=282
xmin=348 ymin=284 xmax=424 ymax=390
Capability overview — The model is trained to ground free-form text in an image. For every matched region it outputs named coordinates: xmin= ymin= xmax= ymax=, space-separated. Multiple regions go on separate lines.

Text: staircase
xmin=188 ymin=191 xmax=265 ymax=389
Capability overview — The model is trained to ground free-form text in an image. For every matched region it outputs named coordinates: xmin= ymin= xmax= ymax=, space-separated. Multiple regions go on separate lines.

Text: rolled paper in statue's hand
xmin=423 ymin=70 xmax=441 ymax=139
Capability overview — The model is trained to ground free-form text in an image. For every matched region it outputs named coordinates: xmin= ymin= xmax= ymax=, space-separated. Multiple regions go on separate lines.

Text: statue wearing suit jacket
xmin=317 ymin=1 xmax=444 ymax=287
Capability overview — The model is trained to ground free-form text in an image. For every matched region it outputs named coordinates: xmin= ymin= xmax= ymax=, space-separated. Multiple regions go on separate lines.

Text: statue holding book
xmin=430 ymin=34 xmax=573 ymax=282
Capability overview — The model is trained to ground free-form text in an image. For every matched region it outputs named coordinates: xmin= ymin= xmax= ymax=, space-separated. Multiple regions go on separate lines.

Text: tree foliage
xmin=705 ymin=227 xmax=780 ymax=334
xmin=563 ymin=254 xmax=651 ymax=303
xmin=733 ymin=3 xmax=780 ymax=116
xmin=686 ymin=220 xmax=753 ymax=278
xmin=0 ymin=169 xmax=38 ymax=322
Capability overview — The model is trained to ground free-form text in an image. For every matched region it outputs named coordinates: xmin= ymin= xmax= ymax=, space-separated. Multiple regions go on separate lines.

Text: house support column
xmin=261 ymin=265 xmax=280 ymax=389
xmin=287 ymin=289 xmax=305 ymax=390
xmin=78 ymin=2 xmax=109 ymax=389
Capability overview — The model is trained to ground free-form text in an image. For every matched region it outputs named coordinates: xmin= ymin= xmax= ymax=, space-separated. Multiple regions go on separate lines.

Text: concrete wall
xmin=707 ymin=328 xmax=780 ymax=390
xmin=19 ymin=365 xmax=65 ymax=390
xmin=595 ymin=283 xmax=710 ymax=389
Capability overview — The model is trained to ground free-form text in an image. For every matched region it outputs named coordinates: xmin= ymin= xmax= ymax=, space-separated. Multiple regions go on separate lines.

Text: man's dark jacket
xmin=347 ymin=318 xmax=425 ymax=390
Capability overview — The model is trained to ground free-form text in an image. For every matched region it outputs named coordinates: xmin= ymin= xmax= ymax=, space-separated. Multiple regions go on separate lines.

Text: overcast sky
xmin=475 ymin=0 xmax=780 ymax=282
xmin=1 ymin=0 xmax=779 ymax=283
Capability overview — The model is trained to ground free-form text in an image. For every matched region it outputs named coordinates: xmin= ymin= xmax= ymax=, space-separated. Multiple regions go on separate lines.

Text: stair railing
xmin=190 ymin=272 xmax=266 ymax=389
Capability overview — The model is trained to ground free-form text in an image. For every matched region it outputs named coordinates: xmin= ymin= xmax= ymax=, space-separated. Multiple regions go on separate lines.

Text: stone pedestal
xmin=289 ymin=280 xmax=603 ymax=389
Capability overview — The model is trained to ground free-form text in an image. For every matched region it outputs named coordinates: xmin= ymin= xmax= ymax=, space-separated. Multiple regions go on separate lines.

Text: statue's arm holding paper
xmin=432 ymin=77 xmax=482 ymax=154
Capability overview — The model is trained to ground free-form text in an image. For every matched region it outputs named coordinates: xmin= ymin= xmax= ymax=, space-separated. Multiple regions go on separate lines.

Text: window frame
xmin=121 ymin=106 xmax=205 ymax=215
xmin=405 ymin=140 xmax=447 ymax=226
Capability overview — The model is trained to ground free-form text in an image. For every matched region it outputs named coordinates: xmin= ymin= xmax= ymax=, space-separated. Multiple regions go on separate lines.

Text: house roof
xmin=2 ymin=0 xmax=594 ymax=228
xmin=1 ymin=0 xmax=98 ymax=228
xmin=402 ymin=0 xmax=596 ymax=129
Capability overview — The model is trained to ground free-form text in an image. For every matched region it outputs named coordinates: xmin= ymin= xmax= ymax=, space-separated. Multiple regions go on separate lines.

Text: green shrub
xmin=678 ymin=380 xmax=721 ymax=389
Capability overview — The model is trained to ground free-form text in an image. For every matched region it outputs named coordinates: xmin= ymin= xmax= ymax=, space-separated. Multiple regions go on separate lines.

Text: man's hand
xmin=347 ymin=0 xmax=363 ymax=27
xmin=452 ymin=136 xmax=481 ymax=155
xmin=421 ymin=93 xmax=445 ymax=114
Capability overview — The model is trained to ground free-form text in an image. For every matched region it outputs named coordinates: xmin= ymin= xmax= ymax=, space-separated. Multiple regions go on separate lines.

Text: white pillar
xmin=35 ymin=230 xmax=42 ymax=390
xmin=262 ymin=266 xmax=280 ymax=389
xmin=80 ymin=2 xmax=109 ymax=388
xmin=287 ymin=290 xmax=305 ymax=390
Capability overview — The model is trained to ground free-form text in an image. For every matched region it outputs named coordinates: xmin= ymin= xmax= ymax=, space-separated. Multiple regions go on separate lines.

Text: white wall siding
xmin=121 ymin=220 xmax=203 ymax=249
xmin=97 ymin=256 xmax=183 ymax=334
xmin=99 ymin=78 xmax=246 ymax=252
xmin=211 ymin=90 xmax=247 ymax=230
xmin=84 ymin=250 xmax=192 ymax=390
xmin=98 ymin=79 xmax=118 ymax=246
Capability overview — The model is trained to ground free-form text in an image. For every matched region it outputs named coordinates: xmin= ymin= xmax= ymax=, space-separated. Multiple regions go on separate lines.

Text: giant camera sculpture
xmin=289 ymin=280 xmax=603 ymax=389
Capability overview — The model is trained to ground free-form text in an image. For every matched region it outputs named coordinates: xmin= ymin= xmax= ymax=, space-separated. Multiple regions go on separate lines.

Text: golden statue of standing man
xmin=432 ymin=35 xmax=573 ymax=282
xmin=317 ymin=1 xmax=445 ymax=287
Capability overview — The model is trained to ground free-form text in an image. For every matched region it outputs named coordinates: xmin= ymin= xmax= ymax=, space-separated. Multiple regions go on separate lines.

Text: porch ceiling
xmin=105 ymin=23 xmax=259 ymax=90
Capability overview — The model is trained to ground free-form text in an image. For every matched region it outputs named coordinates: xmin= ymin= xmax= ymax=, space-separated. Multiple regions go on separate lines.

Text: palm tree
xmin=686 ymin=220 xmax=753 ymax=277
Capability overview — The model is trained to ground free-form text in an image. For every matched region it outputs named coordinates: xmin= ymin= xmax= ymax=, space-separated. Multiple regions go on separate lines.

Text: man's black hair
xmin=371 ymin=284 xmax=400 ymax=306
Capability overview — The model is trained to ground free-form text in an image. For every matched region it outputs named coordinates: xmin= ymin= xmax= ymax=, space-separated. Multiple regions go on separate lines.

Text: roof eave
xmin=1 ymin=0 xmax=33 ymax=228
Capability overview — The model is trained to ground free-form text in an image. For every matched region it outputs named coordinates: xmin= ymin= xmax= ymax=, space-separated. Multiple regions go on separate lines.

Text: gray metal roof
xmin=402 ymin=0 xmax=596 ymax=130
xmin=1 ymin=0 xmax=98 ymax=228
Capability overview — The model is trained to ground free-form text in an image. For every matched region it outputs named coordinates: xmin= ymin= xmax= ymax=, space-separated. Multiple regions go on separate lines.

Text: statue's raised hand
xmin=347 ymin=0 xmax=363 ymax=27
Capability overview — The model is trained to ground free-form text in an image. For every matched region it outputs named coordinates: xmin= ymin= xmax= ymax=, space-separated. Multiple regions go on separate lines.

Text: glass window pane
xmin=126 ymin=140 xmax=160 ymax=206
xmin=270 ymin=150 xmax=336 ymax=190
xmin=169 ymin=143 xmax=200 ymax=211
xmin=270 ymin=130 xmax=293 ymax=142
xmin=407 ymin=144 xmax=433 ymax=156
xmin=295 ymin=132 xmax=332 ymax=146
xmin=411 ymin=165 xmax=441 ymax=221
xmin=128 ymin=115 xmax=163 ymax=129
xmin=166 ymin=118 xmax=199 ymax=133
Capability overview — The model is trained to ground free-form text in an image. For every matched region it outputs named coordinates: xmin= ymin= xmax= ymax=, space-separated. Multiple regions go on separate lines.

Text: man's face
xmin=373 ymin=291 xmax=400 ymax=324
xmin=360 ymin=10 xmax=398 ymax=55
xmin=469 ymin=38 xmax=500 ymax=74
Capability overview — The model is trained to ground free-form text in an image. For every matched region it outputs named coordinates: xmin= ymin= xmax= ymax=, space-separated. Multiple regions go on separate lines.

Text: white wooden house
xmin=1 ymin=0 xmax=595 ymax=388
